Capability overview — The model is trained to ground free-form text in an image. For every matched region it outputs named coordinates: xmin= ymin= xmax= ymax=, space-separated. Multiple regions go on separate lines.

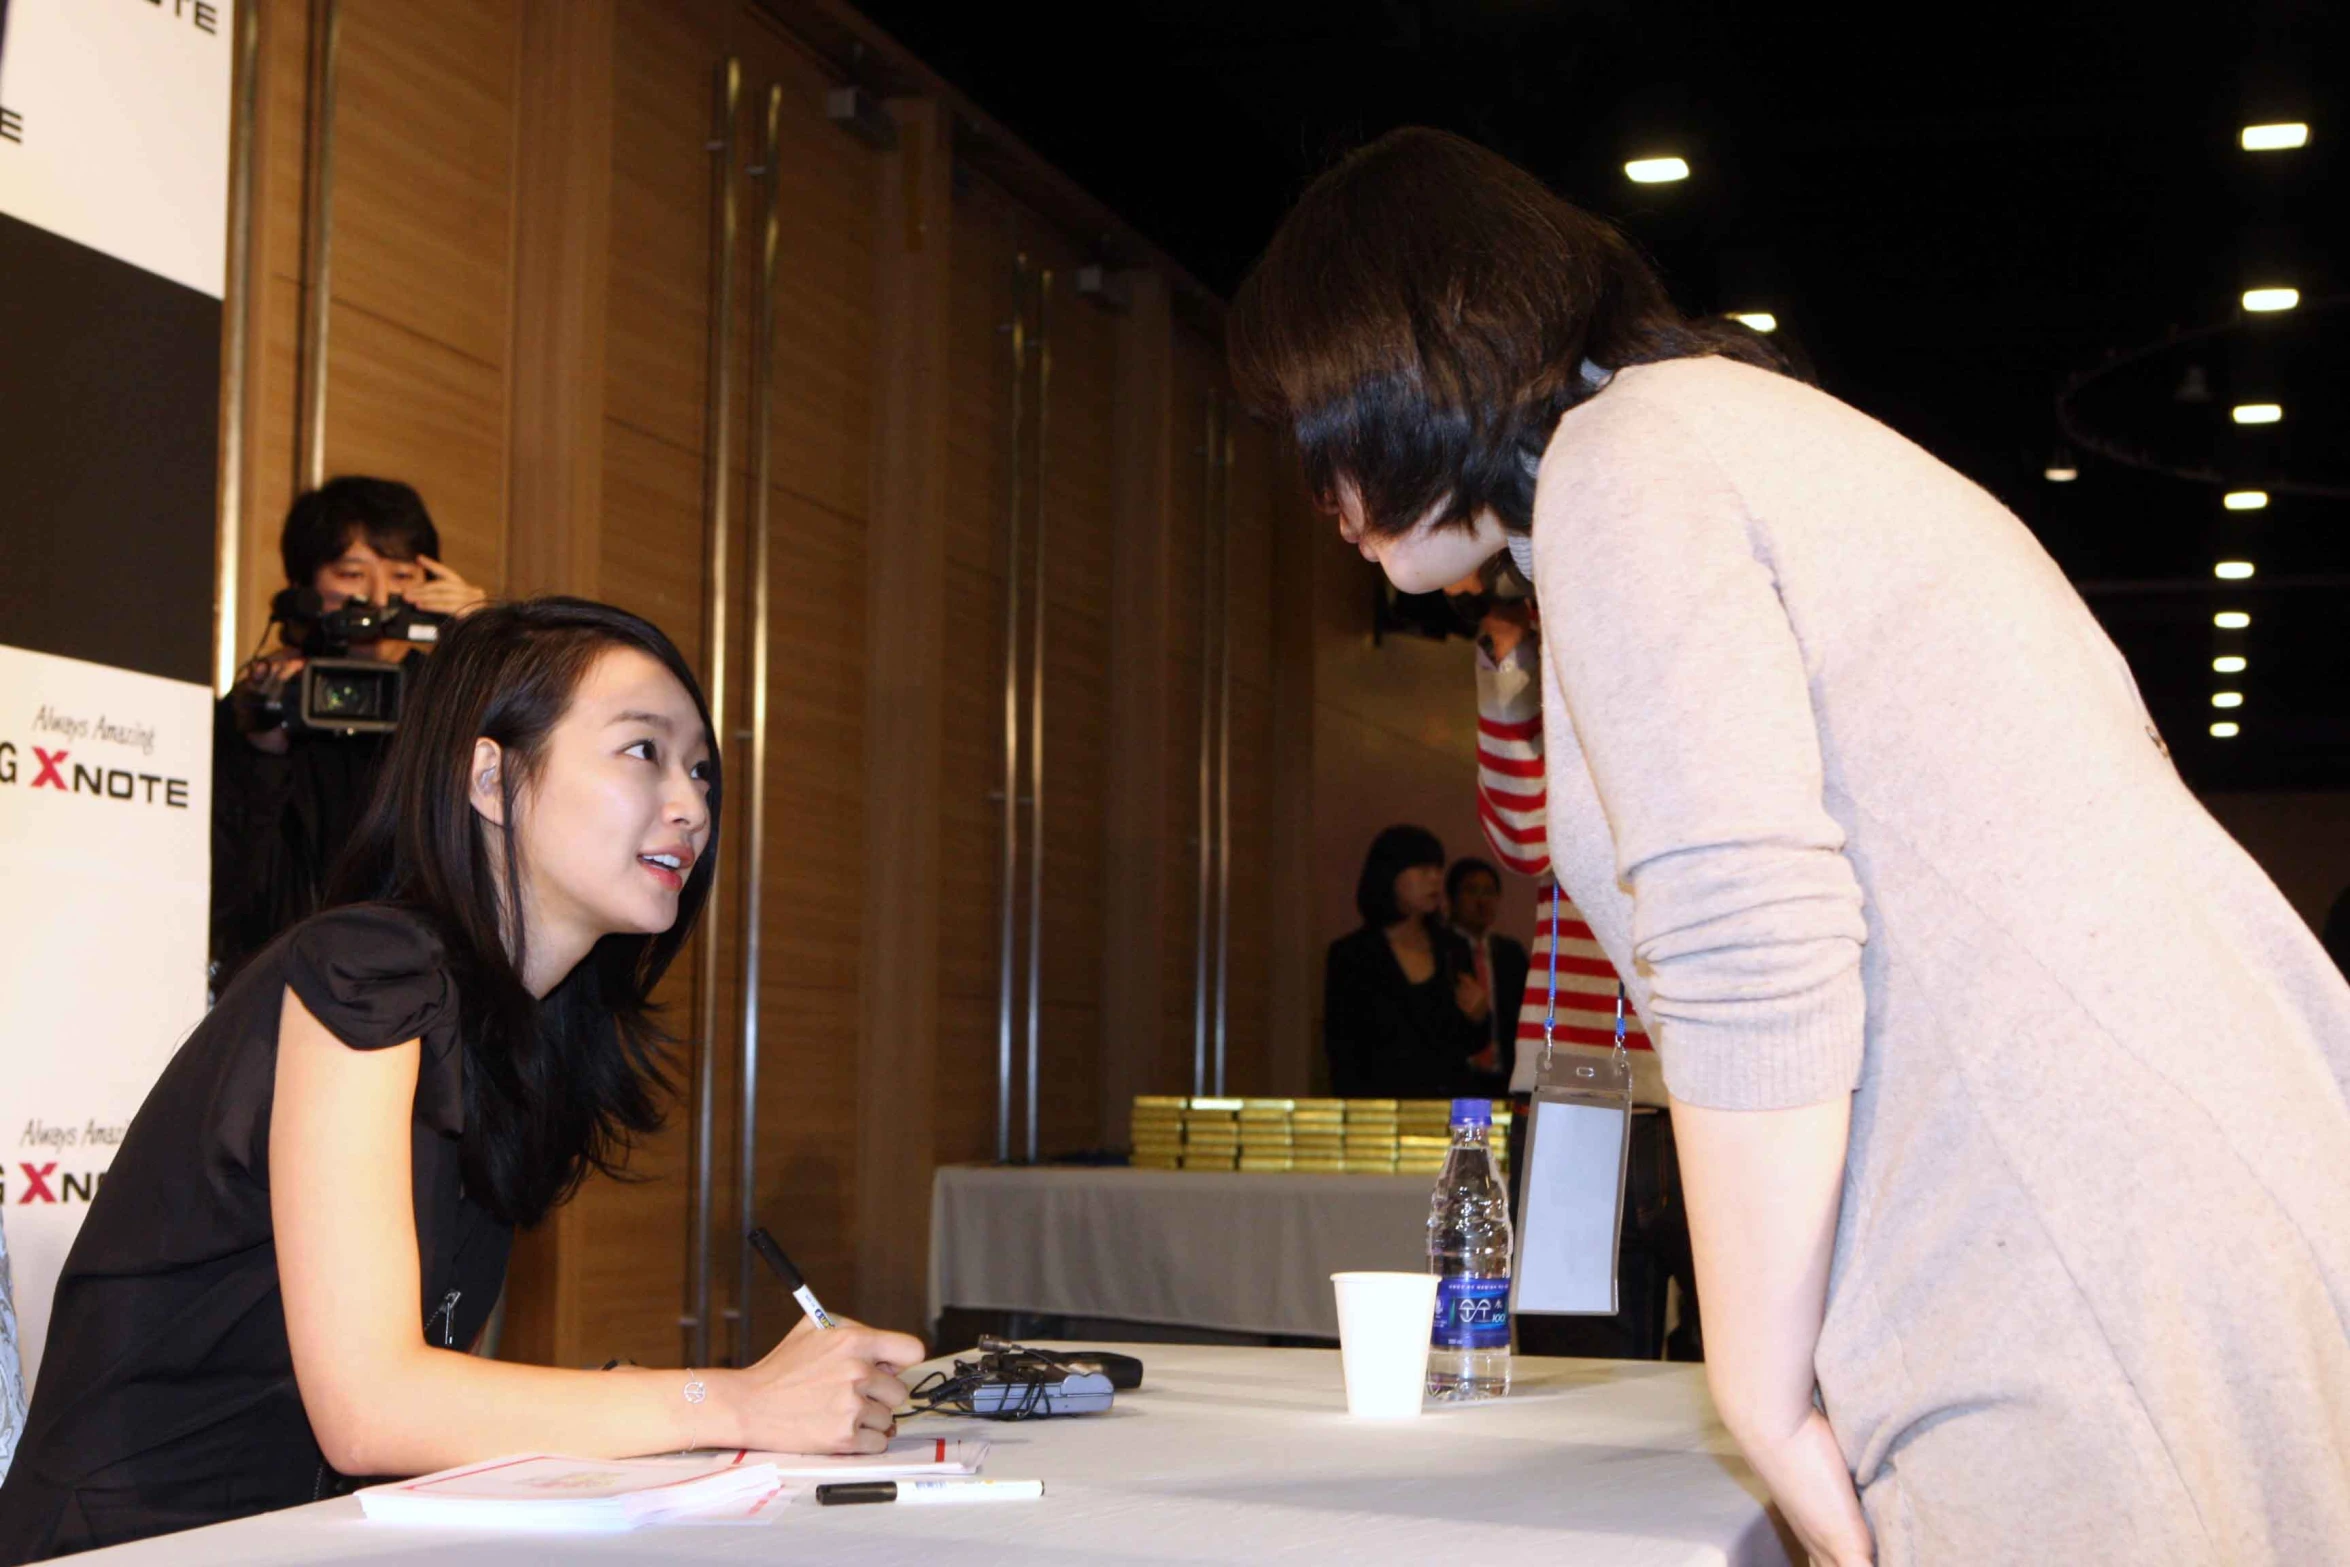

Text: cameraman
xmin=210 ymin=479 xmax=486 ymax=986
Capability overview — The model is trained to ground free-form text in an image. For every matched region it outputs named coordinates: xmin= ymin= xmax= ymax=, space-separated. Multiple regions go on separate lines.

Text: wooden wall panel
xmin=602 ymin=0 xmax=714 ymax=457
xmin=943 ymin=183 xmax=1016 ymax=578
xmin=333 ymin=0 xmax=521 ymax=369
xmin=320 ymin=302 xmax=508 ymax=587
xmin=1221 ymin=675 xmax=1275 ymax=1095
xmin=937 ymin=558 xmax=1009 ymax=1006
xmin=1158 ymin=650 xmax=1203 ymax=1093
xmin=599 ymin=420 xmax=708 ymax=665
xmin=756 ymin=483 xmax=868 ymax=992
xmin=759 ymin=36 xmax=875 ymax=523
xmin=743 ymin=979 xmax=861 ymax=1332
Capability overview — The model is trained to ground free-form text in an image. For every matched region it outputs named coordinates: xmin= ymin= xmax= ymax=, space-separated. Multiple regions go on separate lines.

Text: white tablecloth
xmin=69 ymin=1346 xmax=1791 ymax=1566
xmin=930 ymin=1165 xmax=1435 ymax=1338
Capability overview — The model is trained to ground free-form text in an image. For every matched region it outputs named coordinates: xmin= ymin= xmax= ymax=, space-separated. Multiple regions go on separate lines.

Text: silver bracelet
xmin=683 ymin=1371 xmax=708 ymax=1405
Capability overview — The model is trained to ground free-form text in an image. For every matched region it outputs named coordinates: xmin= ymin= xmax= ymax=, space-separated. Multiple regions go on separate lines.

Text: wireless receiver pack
xmin=904 ymin=1338 xmax=1137 ymax=1421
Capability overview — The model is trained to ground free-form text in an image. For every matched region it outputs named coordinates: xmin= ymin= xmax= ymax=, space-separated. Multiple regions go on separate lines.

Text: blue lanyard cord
xmin=1541 ymin=881 xmax=1559 ymax=1066
xmin=1541 ymin=879 xmax=1631 ymax=1090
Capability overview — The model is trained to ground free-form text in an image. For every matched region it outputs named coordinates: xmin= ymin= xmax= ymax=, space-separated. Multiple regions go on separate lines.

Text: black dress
xmin=1322 ymin=924 xmax=1494 ymax=1098
xmin=0 ymin=905 xmax=512 ymax=1562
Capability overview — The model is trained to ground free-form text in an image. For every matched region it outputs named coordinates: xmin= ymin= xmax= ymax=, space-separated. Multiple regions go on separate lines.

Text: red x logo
xmin=32 ymin=748 xmax=68 ymax=789
xmin=18 ymin=1162 xmax=57 ymax=1202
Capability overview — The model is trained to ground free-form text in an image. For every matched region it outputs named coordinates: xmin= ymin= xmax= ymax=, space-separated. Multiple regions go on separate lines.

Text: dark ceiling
xmin=856 ymin=0 xmax=2347 ymax=791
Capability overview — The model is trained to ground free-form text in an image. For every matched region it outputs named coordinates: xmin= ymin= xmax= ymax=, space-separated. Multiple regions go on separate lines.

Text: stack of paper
xmin=359 ymin=1437 xmax=994 ymax=1531
xmin=358 ymin=1454 xmax=782 ymax=1531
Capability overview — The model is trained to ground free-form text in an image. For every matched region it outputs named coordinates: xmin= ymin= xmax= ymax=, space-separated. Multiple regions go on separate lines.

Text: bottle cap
xmin=1449 ymin=1098 xmax=1492 ymax=1126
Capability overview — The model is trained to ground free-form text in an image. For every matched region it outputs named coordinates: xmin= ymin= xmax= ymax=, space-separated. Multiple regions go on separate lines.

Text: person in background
xmin=1471 ymin=595 xmax=1699 ymax=1362
xmin=1444 ymin=856 xmax=1527 ymax=1087
xmin=211 ymin=479 xmax=489 ymax=988
xmin=1324 ymin=825 xmax=1493 ymax=1097
xmin=1233 ymin=128 xmax=2350 ymax=1564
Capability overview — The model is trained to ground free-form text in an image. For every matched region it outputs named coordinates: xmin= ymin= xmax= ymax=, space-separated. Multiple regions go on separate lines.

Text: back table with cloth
xmin=1527 ymin=356 xmax=2350 ymax=1564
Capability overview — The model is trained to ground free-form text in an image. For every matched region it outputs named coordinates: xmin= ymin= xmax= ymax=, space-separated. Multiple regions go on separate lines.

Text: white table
xmin=930 ymin=1165 xmax=1433 ymax=1339
xmin=68 ymin=1346 xmax=1791 ymax=1566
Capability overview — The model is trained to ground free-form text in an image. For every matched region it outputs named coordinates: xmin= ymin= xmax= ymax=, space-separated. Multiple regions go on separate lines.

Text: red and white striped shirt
xmin=1474 ymin=639 xmax=1656 ymax=1098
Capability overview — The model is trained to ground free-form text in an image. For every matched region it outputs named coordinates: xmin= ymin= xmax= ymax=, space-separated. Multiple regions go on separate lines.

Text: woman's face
xmin=1392 ymin=864 xmax=1444 ymax=920
xmin=1334 ymin=481 xmax=1511 ymax=596
xmin=510 ymin=646 xmax=714 ymax=951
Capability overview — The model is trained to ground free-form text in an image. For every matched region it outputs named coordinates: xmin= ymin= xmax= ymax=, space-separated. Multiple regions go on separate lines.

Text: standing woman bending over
xmin=1231 ymin=129 xmax=2350 ymax=1565
xmin=0 ymin=599 xmax=922 ymax=1560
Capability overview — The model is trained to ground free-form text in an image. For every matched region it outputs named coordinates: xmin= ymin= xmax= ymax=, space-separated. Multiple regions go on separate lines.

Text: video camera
xmin=254 ymin=587 xmax=447 ymax=735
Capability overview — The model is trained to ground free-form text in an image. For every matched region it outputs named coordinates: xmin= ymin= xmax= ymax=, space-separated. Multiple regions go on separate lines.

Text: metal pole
xmin=734 ymin=79 xmax=783 ymax=1370
xmin=295 ymin=0 xmax=341 ymax=489
xmin=1190 ymin=394 xmax=1219 ymax=1098
xmin=995 ymin=255 xmax=1028 ymax=1164
xmin=215 ymin=0 xmax=263 ymax=694
xmin=1024 ymin=270 xmax=1052 ymax=1165
xmin=686 ymin=55 xmax=741 ymax=1372
xmin=1212 ymin=404 xmax=1235 ymax=1097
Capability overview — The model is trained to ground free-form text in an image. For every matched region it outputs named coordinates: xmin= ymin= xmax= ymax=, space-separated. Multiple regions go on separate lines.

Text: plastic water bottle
xmin=1427 ymin=1098 xmax=1512 ymax=1400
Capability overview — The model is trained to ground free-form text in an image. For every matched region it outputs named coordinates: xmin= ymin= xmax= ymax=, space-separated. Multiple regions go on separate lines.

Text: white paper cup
xmin=1331 ymin=1271 xmax=1438 ymax=1418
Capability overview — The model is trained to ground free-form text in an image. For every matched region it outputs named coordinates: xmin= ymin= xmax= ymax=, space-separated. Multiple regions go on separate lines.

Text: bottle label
xmin=1430 ymin=1275 xmax=1511 ymax=1350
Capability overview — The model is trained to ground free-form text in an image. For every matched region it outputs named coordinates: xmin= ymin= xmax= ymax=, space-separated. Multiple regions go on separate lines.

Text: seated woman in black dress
xmin=0 ymin=598 xmax=923 ymax=1561
xmin=1323 ymin=824 xmax=1499 ymax=1097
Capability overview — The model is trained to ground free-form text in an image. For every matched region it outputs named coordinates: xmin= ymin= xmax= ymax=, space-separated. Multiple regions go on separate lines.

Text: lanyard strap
xmin=1539 ymin=878 xmax=1632 ymax=1092
xmin=1541 ymin=881 xmax=1559 ymax=1073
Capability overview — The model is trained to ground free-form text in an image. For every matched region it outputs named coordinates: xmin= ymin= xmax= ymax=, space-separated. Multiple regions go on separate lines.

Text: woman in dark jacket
xmin=1323 ymin=825 xmax=1496 ymax=1097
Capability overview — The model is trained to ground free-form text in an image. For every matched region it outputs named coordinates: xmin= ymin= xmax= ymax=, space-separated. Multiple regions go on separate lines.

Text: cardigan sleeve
xmin=1532 ymin=388 xmax=1867 ymax=1110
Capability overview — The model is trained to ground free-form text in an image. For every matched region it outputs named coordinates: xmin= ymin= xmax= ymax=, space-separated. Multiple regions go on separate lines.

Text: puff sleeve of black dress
xmin=0 ymin=903 xmax=513 ymax=1563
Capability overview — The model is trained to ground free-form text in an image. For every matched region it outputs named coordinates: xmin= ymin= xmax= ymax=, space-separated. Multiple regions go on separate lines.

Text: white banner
xmin=0 ymin=645 xmax=212 ymax=1383
xmin=0 ymin=0 xmax=236 ymax=298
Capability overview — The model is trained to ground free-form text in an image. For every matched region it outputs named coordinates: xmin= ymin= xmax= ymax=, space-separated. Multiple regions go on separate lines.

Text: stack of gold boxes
xmin=1237 ymin=1100 xmax=1295 ymax=1171
xmin=1129 ymin=1095 xmax=1185 ymax=1169
xmin=1291 ymin=1098 xmax=1346 ymax=1172
xmin=1178 ymin=1097 xmax=1242 ymax=1170
xmin=1123 ymin=1097 xmax=1513 ymax=1176
xmin=1396 ymin=1099 xmax=1453 ymax=1176
xmin=1342 ymin=1099 xmax=1401 ymax=1172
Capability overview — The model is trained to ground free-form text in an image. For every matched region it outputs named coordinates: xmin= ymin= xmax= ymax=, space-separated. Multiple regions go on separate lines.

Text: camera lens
xmin=310 ymin=669 xmax=393 ymax=722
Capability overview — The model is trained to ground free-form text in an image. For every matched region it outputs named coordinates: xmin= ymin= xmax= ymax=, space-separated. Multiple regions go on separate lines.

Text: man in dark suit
xmin=1446 ymin=857 xmax=1528 ymax=1092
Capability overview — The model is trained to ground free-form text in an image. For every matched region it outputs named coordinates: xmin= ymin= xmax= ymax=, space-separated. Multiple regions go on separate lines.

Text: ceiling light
xmin=1625 ymin=157 xmax=1690 ymax=184
xmin=2213 ymin=655 xmax=2247 ymax=674
xmin=2240 ymin=123 xmax=2309 ymax=151
xmin=2212 ymin=691 xmax=2245 ymax=709
xmin=2209 ymin=722 xmax=2241 ymax=738
xmin=2232 ymin=403 xmax=2283 ymax=425
xmin=2214 ymin=560 xmax=2256 ymax=580
xmin=1730 ymin=311 xmax=1777 ymax=333
xmin=2224 ymin=490 xmax=2269 ymax=511
xmin=2214 ymin=611 xmax=2251 ymax=629
xmin=2242 ymin=287 xmax=2300 ymax=313
xmin=2044 ymin=465 xmax=2078 ymax=482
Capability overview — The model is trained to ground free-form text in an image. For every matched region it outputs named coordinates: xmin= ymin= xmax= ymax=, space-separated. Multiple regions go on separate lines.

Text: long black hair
xmin=1229 ymin=127 xmax=1786 ymax=542
xmin=328 ymin=597 xmax=722 ymax=1229
xmin=1355 ymin=824 xmax=1449 ymax=929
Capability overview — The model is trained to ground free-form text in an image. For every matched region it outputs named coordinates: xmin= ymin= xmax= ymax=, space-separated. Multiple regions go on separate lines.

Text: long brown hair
xmin=1229 ymin=127 xmax=1783 ymax=540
